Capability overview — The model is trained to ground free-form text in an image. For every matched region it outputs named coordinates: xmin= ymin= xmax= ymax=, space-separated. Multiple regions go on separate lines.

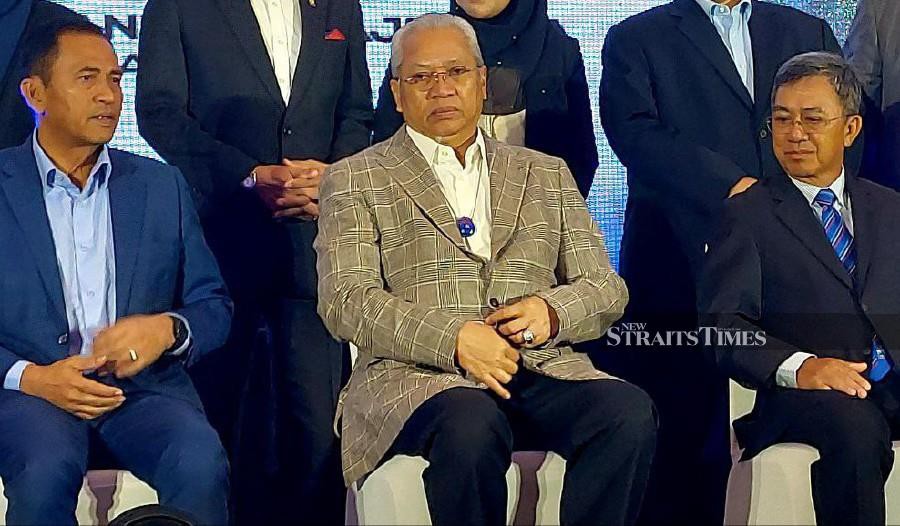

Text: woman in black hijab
xmin=373 ymin=0 xmax=598 ymax=198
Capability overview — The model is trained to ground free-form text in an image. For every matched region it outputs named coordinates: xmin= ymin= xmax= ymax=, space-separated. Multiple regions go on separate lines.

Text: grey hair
xmin=390 ymin=13 xmax=484 ymax=78
xmin=772 ymin=52 xmax=862 ymax=115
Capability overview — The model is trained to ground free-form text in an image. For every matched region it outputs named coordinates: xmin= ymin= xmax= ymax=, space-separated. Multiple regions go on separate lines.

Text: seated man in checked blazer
xmin=314 ymin=13 xmax=657 ymax=526
xmin=700 ymin=52 xmax=900 ymax=526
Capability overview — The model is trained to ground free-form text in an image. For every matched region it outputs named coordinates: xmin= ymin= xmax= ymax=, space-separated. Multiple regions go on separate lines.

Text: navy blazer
xmin=600 ymin=0 xmax=841 ymax=316
xmin=699 ymin=174 xmax=900 ymax=455
xmin=0 ymin=140 xmax=232 ymax=407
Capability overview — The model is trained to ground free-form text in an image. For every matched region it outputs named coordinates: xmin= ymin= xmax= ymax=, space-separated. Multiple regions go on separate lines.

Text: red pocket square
xmin=324 ymin=28 xmax=346 ymax=41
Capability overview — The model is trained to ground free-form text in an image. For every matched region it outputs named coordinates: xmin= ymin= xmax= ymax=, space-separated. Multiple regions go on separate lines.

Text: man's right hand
xmin=455 ymin=322 xmax=520 ymax=399
xmin=19 ymin=355 xmax=126 ymax=420
xmin=252 ymin=165 xmax=313 ymax=217
xmin=796 ymin=357 xmax=871 ymax=398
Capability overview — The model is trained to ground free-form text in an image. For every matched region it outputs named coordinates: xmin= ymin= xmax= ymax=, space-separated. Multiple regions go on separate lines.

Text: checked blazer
xmin=315 ymin=127 xmax=628 ymax=485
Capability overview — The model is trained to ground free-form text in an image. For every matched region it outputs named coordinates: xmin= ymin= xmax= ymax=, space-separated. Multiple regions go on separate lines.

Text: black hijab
xmin=450 ymin=0 xmax=549 ymax=83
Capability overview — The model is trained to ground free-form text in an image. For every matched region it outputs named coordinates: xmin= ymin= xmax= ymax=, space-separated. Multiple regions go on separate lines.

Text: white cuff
xmin=165 ymin=312 xmax=193 ymax=357
xmin=4 ymin=360 xmax=33 ymax=391
xmin=776 ymin=352 xmax=817 ymax=388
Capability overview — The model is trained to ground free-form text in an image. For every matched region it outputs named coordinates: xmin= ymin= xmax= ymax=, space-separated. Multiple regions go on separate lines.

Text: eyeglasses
xmin=766 ymin=114 xmax=848 ymax=135
xmin=400 ymin=66 xmax=476 ymax=91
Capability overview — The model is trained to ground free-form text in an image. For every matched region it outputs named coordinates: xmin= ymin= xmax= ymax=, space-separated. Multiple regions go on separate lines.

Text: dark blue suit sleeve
xmin=373 ymin=65 xmax=403 ymax=144
xmin=0 ymin=345 xmax=26 ymax=385
xmin=563 ymin=48 xmax=599 ymax=198
xmin=170 ymin=168 xmax=233 ymax=366
xmin=599 ymin=23 xmax=747 ymax=208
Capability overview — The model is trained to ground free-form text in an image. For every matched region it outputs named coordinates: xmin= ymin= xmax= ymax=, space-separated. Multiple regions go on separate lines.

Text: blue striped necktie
xmin=814 ymin=189 xmax=892 ymax=381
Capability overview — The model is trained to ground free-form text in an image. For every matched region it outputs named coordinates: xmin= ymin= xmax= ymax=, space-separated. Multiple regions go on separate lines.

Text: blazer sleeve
xmin=373 ymin=65 xmax=404 ymax=144
xmin=562 ymin=46 xmax=599 ymax=199
xmin=534 ymin=160 xmax=629 ymax=346
xmin=844 ymin=0 xmax=883 ymax=107
xmin=329 ymin=0 xmax=374 ymax=161
xmin=135 ymin=0 xmax=260 ymax=217
xmin=315 ymin=160 xmax=465 ymax=373
xmin=697 ymin=198 xmax=801 ymax=388
xmin=599 ymin=23 xmax=748 ymax=207
xmin=169 ymin=168 xmax=234 ymax=365
xmin=0 ymin=346 xmax=26 ymax=385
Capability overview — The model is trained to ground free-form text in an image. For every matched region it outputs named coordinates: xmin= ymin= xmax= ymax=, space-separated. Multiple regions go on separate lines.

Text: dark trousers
xmin=0 ymin=389 xmax=229 ymax=525
xmin=385 ymin=369 xmax=657 ymax=526
xmin=746 ymin=378 xmax=900 ymax=526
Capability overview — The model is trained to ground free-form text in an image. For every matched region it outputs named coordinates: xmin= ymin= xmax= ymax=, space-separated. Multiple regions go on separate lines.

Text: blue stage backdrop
xmin=58 ymin=0 xmax=858 ymax=267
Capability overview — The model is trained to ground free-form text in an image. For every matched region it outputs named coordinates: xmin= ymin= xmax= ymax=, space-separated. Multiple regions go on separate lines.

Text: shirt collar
xmin=695 ymin=0 xmax=752 ymax=18
xmin=406 ymin=125 xmax=487 ymax=172
xmin=790 ymin=168 xmax=847 ymax=208
xmin=32 ymin=131 xmax=112 ymax=192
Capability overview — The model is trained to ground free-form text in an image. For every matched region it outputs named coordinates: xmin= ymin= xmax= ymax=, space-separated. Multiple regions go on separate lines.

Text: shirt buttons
xmin=87 ymin=291 xmax=96 ymax=298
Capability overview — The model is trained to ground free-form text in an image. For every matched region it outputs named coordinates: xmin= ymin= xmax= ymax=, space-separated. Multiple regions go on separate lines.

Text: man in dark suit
xmin=0 ymin=19 xmax=231 ymax=525
xmin=598 ymin=1 xmax=841 ymax=522
xmin=0 ymin=0 xmax=87 ymax=149
xmin=135 ymin=0 xmax=372 ymax=522
xmin=701 ymin=51 xmax=900 ymax=526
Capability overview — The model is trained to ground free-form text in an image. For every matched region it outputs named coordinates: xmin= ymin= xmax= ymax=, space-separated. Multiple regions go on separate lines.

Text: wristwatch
xmin=167 ymin=315 xmax=189 ymax=355
xmin=241 ymin=169 xmax=258 ymax=189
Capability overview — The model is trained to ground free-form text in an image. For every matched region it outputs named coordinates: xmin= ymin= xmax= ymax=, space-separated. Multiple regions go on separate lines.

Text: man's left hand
xmin=92 ymin=314 xmax=175 ymax=378
xmin=485 ymin=296 xmax=557 ymax=348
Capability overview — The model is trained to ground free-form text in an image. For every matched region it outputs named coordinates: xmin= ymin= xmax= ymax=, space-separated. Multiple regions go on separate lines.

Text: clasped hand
xmin=253 ymin=159 xmax=328 ymax=219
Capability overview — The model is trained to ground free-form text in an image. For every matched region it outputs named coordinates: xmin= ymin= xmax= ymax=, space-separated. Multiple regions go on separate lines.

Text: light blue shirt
xmin=695 ymin=0 xmax=755 ymax=100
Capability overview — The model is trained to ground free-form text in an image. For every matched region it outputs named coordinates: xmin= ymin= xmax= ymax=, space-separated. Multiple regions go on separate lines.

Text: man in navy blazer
xmin=0 ymin=19 xmax=232 ymax=525
xmin=598 ymin=1 xmax=841 ymax=522
xmin=701 ymin=52 xmax=900 ymax=526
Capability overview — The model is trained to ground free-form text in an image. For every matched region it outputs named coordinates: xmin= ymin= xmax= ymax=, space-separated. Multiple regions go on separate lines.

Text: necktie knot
xmin=814 ymin=188 xmax=837 ymax=207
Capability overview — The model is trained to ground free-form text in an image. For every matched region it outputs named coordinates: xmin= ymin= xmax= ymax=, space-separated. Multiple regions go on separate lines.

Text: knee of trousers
xmin=589 ymin=382 xmax=658 ymax=451
xmin=157 ymin=435 xmax=230 ymax=495
xmin=3 ymin=456 xmax=85 ymax=504
xmin=815 ymin=404 xmax=893 ymax=468
xmin=430 ymin=397 xmax=514 ymax=466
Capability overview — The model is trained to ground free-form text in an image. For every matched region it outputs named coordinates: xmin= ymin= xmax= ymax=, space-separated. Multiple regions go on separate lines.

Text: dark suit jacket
xmin=698 ymin=173 xmax=900 ymax=456
xmin=135 ymin=0 xmax=373 ymax=301
xmin=0 ymin=140 xmax=233 ymax=407
xmin=0 ymin=1 xmax=87 ymax=150
xmin=600 ymin=0 xmax=840 ymax=318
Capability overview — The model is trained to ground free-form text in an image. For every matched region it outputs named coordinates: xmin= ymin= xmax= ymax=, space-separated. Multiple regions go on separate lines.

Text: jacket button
xmin=283 ymin=127 xmax=293 ymax=136
xmin=759 ymin=129 xmax=768 ymax=139
xmin=58 ymin=334 xmax=68 ymax=345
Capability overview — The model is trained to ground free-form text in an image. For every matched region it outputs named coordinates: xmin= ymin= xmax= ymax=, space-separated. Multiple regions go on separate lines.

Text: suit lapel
xmin=487 ymin=139 xmax=527 ymax=260
xmin=380 ymin=129 xmax=467 ymax=253
xmin=215 ymin=0 xmax=284 ymax=107
xmin=108 ymin=152 xmax=146 ymax=317
xmin=749 ymin=4 xmax=782 ymax=122
xmin=845 ymin=176 xmax=875 ymax=293
xmin=771 ymin=177 xmax=854 ymax=289
xmin=0 ymin=143 xmax=66 ymax=322
xmin=287 ymin=0 xmax=327 ymax=109
xmin=671 ymin=0 xmax=753 ymax=110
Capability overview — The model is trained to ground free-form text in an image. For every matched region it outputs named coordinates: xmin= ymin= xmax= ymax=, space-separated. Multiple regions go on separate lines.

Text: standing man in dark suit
xmin=845 ymin=0 xmax=900 ymax=191
xmin=0 ymin=0 xmax=88 ymax=149
xmin=700 ymin=52 xmax=900 ymax=526
xmin=599 ymin=1 xmax=840 ymax=522
xmin=0 ymin=19 xmax=231 ymax=525
xmin=135 ymin=0 xmax=373 ymax=522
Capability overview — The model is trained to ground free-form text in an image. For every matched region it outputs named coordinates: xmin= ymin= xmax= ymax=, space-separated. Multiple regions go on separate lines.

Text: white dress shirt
xmin=776 ymin=170 xmax=852 ymax=388
xmin=406 ymin=126 xmax=492 ymax=260
xmin=695 ymin=0 xmax=755 ymax=99
xmin=250 ymin=0 xmax=302 ymax=105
